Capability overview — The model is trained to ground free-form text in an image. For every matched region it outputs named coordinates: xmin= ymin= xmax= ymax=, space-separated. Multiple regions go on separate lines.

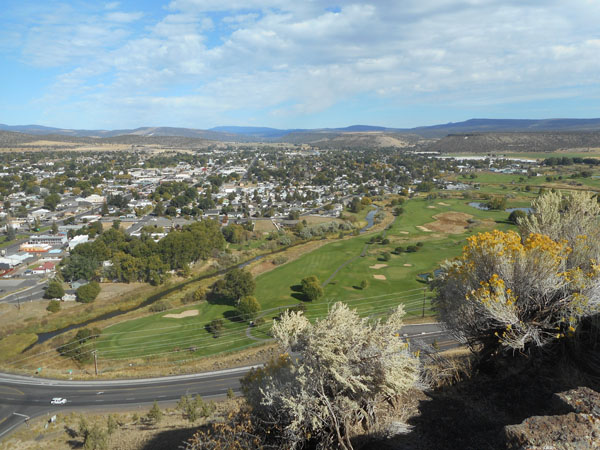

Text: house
xmin=32 ymin=261 xmax=56 ymax=274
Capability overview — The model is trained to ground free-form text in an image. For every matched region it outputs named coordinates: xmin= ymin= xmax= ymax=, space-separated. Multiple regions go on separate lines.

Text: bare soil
xmin=424 ymin=212 xmax=474 ymax=234
xmin=163 ymin=310 xmax=199 ymax=319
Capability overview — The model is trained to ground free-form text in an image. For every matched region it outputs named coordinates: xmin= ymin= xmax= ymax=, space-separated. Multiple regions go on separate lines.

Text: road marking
xmin=0 ymin=386 xmax=24 ymax=395
xmin=125 ymin=398 xmax=135 ymax=400
xmin=12 ymin=413 xmax=30 ymax=419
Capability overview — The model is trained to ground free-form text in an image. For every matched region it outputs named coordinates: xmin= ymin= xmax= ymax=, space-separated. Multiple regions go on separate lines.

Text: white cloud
xmin=7 ymin=0 xmax=600 ymax=127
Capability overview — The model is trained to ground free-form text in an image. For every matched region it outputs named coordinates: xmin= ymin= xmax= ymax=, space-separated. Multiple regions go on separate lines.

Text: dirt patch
xmin=438 ymin=202 xmax=451 ymax=206
xmin=253 ymin=220 xmax=277 ymax=233
xmin=373 ymin=274 xmax=387 ymax=280
xmin=424 ymin=211 xmax=474 ymax=234
xmin=416 ymin=226 xmax=432 ymax=232
xmin=369 ymin=264 xmax=388 ymax=269
xmin=163 ymin=310 xmax=198 ymax=319
xmin=403 ymin=264 xmax=413 ymax=267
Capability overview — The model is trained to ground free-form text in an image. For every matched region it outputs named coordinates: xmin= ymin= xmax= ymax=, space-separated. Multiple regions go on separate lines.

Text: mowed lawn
xmin=96 ymin=302 xmax=258 ymax=360
xmin=98 ymin=196 xmax=523 ymax=361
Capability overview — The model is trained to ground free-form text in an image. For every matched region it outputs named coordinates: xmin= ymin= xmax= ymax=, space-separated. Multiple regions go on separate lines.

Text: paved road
xmin=0 ymin=279 xmax=48 ymax=305
xmin=0 ymin=366 xmax=253 ymax=440
xmin=0 ymin=323 xmax=457 ymax=441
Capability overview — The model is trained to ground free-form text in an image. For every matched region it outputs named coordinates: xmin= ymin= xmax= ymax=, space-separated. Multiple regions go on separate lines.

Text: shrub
xmin=46 ymin=300 xmax=61 ymax=313
xmin=359 ymin=279 xmax=369 ymax=290
xmin=381 ymin=252 xmax=391 ymax=261
xmin=76 ymin=281 xmax=100 ymax=303
xmin=272 ymin=255 xmax=288 ymax=266
xmin=149 ymin=300 xmax=170 ymax=312
xmin=508 ymin=209 xmax=527 ymax=224
xmin=241 ymin=303 xmax=420 ymax=449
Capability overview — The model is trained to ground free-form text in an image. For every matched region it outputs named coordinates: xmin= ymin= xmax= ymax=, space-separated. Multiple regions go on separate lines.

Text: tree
xmin=301 ymin=275 xmax=323 ymax=301
xmin=44 ymin=280 xmax=64 ymax=299
xmin=101 ymin=201 xmax=109 ymax=216
xmin=220 ymin=268 xmax=255 ymax=302
xmin=241 ymin=303 xmax=420 ymax=450
xmin=207 ymin=318 xmax=224 ymax=337
xmin=359 ymin=279 xmax=369 ymax=290
xmin=5 ymin=225 xmax=16 ymax=241
xmin=51 ymin=221 xmax=58 ymax=235
xmin=236 ymin=295 xmax=261 ymax=321
xmin=349 ymin=197 xmax=362 ymax=213
xmin=177 ymin=395 xmax=215 ymax=424
xmin=76 ymin=281 xmax=101 ymax=303
xmin=147 ymin=401 xmax=162 ymax=425
xmin=43 ymin=193 xmax=61 ymax=211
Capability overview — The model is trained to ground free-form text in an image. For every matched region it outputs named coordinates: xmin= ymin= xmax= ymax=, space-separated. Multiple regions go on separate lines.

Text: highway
xmin=0 ymin=323 xmax=457 ymax=441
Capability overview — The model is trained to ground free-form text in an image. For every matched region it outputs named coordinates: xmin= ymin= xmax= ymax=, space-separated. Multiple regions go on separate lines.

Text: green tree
xmin=207 ymin=318 xmax=224 ymax=338
xmin=44 ymin=280 xmax=64 ymax=299
xmin=51 ymin=221 xmax=58 ymax=235
xmin=83 ymin=423 xmax=108 ymax=450
xmin=236 ymin=295 xmax=261 ymax=322
xmin=5 ymin=225 xmax=16 ymax=241
xmin=43 ymin=193 xmax=61 ymax=211
xmin=101 ymin=201 xmax=109 ymax=216
xmin=221 ymin=268 xmax=255 ymax=302
xmin=301 ymin=275 xmax=323 ymax=301
xmin=359 ymin=279 xmax=369 ymax=290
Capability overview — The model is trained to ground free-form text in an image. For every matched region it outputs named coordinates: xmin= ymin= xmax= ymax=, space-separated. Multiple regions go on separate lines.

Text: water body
xmin=505 ymin=207 xmax=533 ymax=213
xmin=468 ymin=202 xmax=488 ymax=210
xmin=469 ymin=202 xmax=532 ymax=214
xmin=360 ymin=207 xmax=379 ymax=233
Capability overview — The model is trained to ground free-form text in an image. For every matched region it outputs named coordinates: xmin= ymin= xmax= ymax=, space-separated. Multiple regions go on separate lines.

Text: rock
xmin=505 ymin=387 xmax=600 ymax=450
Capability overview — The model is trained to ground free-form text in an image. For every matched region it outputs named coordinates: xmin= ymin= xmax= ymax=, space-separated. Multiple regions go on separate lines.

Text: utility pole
xmin=422 ymin=287 xmax=426 ymax=318
xmin=93 ymin=350 xmax=98 ymax=376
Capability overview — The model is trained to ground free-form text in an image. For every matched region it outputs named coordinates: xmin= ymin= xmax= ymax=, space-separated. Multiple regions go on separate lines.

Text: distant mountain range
xmin=2 ymin=118 xmax=600 ymax=141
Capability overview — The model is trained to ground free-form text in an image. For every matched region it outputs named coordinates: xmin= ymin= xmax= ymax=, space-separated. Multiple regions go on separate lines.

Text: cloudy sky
xmin=1 ymin=0 xmax=599 ymax=129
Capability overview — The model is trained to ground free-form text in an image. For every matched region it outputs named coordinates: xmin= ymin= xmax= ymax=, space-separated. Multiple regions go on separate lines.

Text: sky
xmin=1 ymin=0 xmax=600 ymax=130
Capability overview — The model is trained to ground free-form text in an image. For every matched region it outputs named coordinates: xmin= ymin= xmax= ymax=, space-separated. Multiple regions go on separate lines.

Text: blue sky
xmin=1 ymin=0 xmax=600 ymax=130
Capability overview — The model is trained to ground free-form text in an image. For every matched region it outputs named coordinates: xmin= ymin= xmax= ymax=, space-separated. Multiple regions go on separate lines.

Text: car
xmin=51 ymin=397 xmax=67 ymax=405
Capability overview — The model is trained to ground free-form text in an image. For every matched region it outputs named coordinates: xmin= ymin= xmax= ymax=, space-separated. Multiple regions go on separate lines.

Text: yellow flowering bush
xmin=434 ymin=226 xmax=600 ymax=355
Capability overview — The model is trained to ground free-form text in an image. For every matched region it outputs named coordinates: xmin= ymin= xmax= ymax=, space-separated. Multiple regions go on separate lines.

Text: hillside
xmin=424 ymin=131 xmax=600 ymax=153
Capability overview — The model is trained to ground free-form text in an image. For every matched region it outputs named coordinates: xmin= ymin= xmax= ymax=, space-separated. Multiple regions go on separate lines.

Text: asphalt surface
xmin=0 ymin=279 xmax=48 ymax=305
xmin=0 ymin=323 xmax=457 ymax=441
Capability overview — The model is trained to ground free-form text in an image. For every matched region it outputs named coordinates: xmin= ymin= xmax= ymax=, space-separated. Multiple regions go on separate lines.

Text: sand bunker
xmin=164 ymin=310 xmax=199 ymax=319
xmin=373 ymin=274 xmax=387 ymax=280
xmin=403 ymin=264 xmax=413 ymax=267
xmin=427 ymin=205 xmax=436 ymax=209
xmin=416 ymin=225 xmax=432 ymax=232
xmin=369 ymin=264 xmax=388 ymax=269
xmin=438 ymin=202 xmax=450 ymax=206
xmin=399 ymin=231 xmax=409 ymax=234
xmin=424 ymin=212 xmax=474 ymax=234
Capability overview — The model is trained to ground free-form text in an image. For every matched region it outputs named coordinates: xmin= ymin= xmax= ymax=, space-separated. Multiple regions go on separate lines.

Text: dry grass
xmin=252 ymin=220 xmax=277 ymax=233
xmin=0 ymin=398 xmax=244 ymax=450
xmin=302 ymin=215 xmax=344 ymax=225
xmin=424 ymin=212 xmax=474 ymax=234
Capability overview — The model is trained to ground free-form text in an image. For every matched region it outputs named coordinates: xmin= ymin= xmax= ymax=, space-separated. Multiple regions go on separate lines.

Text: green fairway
xmin=97 ymin=194 xmax=525 ymax=362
